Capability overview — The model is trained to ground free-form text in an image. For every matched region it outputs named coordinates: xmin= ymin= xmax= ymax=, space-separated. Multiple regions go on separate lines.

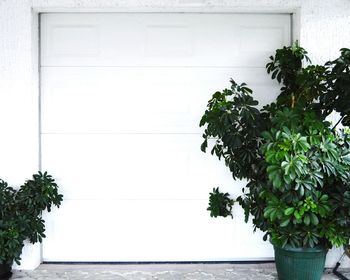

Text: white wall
xmin=0 ymin=0 xmax=350 ymax=270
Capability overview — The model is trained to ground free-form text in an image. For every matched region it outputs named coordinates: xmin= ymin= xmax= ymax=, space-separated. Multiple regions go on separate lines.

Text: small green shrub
xmin=0 ymin=172 xmax=63 ymax=265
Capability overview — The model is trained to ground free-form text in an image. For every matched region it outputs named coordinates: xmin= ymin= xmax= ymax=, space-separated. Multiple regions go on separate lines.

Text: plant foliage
xmin=200 ymin=42 xmax=350 ymax=249
xmin=207 ymin=188 xmax=234 ymax=218
xmin=0 ymin=172 xmax=63 ymax=265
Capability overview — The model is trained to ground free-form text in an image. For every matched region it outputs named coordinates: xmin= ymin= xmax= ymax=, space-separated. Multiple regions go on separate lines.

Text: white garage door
xmin=41 ymin=13 xmax=291 ymax=262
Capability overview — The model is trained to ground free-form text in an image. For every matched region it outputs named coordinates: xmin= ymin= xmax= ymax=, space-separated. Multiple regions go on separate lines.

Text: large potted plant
xmin=0 ymin=172 xmax=63 ymax=279
xmin=200 ymin=43 xmax=350 ymax=280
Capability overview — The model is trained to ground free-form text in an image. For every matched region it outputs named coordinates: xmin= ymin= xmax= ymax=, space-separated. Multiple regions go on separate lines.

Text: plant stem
xmin=332 ymin=116 xmax=345 ymax=131
xmin=292 ymin=95 xmax=296 ymax=108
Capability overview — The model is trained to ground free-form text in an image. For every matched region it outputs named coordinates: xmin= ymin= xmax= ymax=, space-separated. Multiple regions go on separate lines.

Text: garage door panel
xmin=43 ymin=200 xmax=272 ymax=261
xmin=41 ymin=13 xmax=290 ymax=67
xmin=41 ymin=134 xmax=239 ymax=200
xmin=41 ymin=12 xmax=290 ymax=261
xmin=41 ymin=67 xmax=280 ymax=134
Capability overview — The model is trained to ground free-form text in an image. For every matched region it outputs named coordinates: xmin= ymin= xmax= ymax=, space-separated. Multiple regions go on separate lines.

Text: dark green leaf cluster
xmin=200 ymin=79 xmax=269 ymax=180
xmin=0 ymin=172 xmax=63 ymax=265
xmin=266 ymin=42 xmax=311 ymax=108
xmin=200 ymin=43 xmax=350 ymax=249
xmin=207 ymin=188 xmax=234 ymax=218
xmin=320 ymin=48 xmax=350 ymax=126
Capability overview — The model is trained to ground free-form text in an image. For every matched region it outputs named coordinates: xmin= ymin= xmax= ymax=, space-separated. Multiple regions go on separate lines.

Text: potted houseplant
xmin=0 ymin=172 xmax=63 ymax=279
xmin=200 ymin=43 xmax=350 ymax=280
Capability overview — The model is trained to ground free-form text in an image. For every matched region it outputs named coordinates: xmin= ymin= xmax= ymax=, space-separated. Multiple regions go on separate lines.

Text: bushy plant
xmin=200 ymin=43 xmax=350 ymax=249
xmin=0 ymin=172 xmax=63 ymax=265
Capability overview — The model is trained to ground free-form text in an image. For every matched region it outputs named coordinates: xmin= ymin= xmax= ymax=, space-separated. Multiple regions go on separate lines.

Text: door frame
xmin=32 ymin=5 xmax=299 ymax=267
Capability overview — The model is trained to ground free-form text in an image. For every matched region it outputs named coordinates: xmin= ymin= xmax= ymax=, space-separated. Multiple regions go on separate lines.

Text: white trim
xmin=32 ymin=6 xmax=301 ymax=13
xmin=28 ymin=8 xmax=42 ymax=270
xmin=292 ymin=8 xmax=301 ymax=43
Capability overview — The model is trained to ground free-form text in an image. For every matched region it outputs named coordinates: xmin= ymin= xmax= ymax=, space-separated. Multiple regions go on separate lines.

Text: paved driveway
xmin=12 ymin=264 xmax=348 ymax=279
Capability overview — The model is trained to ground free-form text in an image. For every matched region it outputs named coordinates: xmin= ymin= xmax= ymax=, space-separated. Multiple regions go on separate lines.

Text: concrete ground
xmin=11 ymin=263 xmax=350 ymax=279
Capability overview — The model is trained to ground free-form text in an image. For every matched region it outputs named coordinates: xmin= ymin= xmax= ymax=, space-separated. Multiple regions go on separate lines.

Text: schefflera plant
xmin=261 ymin=109 xmax=350 ymax=248
xmin=0 ymin=172 xmax=63 ymax=266
xmin=200 ymin=79 xmax=271 ymax=233
xmin=200 ymin=43 xmax=350 ymax=249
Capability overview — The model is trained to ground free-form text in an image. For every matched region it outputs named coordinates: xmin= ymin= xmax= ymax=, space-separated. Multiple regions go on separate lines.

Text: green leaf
xmin=272 ymin=175 xmax=282 ymax=189
xmin=200 ymin=139 xmax=208 ymax=152
xmin=284 ymin=207 xmax=295 ymax=216
xmin=280 ymin=218 xmax=291 ymax=227
xmin=304 ymin=214 xmax=310 ymax=226
xmin=261 ymin=131 xmax=273 ymax=141
xmin=294 ymin=211 xmax=301 ymax=220
xmin=264 ymin=207 xmax=274 ymax=218
xmin=310 ymin=213 xmax=319 ymax=225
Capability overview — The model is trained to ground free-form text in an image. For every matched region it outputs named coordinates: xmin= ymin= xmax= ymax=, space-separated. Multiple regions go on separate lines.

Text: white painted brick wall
xmin=0 ymin=0 xmax=350 ymax=270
